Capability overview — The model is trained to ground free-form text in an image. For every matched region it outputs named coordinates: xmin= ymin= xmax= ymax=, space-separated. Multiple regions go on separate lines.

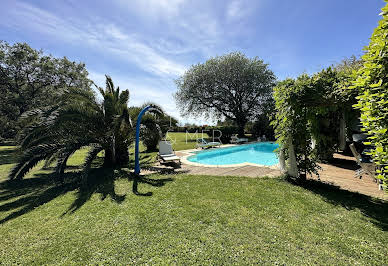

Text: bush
xmin=351 ymin=4 xmax=388 ymax=188
xmin=140 ymin=124 xmax=161 ymax=151
xmin=251 ymin=116 xmax=275 ymax=140
xmin=139 ymin=113 xmax=166 ymax=151
xmin=129 ymin=106 xmax=165 ymax=152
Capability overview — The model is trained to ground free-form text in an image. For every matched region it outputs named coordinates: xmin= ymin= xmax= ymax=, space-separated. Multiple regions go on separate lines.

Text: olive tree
xmin=0 ymin=41 xmax=91 ymax=139
xmin=175 ymin=52 xmax=276 ymax=137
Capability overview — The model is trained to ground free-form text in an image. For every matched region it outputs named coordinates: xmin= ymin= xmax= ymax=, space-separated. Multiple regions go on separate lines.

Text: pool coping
xmin=177 ymin=142 xmax=280 ymax=170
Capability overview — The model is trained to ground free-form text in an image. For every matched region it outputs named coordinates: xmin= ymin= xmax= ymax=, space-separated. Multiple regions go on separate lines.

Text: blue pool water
xmin=187 ymin=142 xmax=279 ymax=166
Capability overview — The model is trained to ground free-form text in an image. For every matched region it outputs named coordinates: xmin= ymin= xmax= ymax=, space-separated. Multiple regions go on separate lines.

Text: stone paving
xmin=140 ymin=149 xmax=386 ymax=200
xmin=311 ymin=153 xmax=386 ymax=200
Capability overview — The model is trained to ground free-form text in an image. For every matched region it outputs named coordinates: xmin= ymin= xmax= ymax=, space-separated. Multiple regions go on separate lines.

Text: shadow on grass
xmin=0 ymin=172 xmax=79 ymax=224
xmin=0 ymin=147 xmax=20 ymax=165
xmin=128 ymin=153 xmax=155 ymax=169
xmin=0 ymin=141 xmax=17 ymax=146
xmin=122 ymin=170 xmax=175 ymax=197
xmin=0 ymin=166 xmax=175 ymax=224
xmin=285 ymin=177 xmax=388 ymax=231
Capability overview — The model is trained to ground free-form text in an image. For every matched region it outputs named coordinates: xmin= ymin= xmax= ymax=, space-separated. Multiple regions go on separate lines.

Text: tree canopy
xmin=175 ymin=52 xmax=276 ymax=136
xmin=0 ymin=41 xmax=91 ymax=139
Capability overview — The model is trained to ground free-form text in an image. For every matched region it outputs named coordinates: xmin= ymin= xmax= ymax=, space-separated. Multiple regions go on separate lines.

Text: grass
xmin=0 ymin=145 xmax=387 ymax=264
xmin=165 ymin=132 xmax=202 ymax=150
xmin=165 ymin=132 xmax=256 ymax=151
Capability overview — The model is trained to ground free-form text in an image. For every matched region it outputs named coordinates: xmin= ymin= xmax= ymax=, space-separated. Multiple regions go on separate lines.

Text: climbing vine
xmin=350 ymin=3 xmax=388 ymax=189
xmin=272 ymin=67 xmax=359 ymax=179
xmin=271 ymin=75 xmax=320 ymax=179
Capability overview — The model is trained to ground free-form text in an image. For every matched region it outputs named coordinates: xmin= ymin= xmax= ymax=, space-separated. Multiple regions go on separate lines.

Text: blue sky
xmin=0 ymin=0 xmax=384 ymax=124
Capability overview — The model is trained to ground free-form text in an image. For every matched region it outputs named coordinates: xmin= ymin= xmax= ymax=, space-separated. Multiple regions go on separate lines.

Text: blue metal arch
xmin=134 ymin=105 xmax=152 ymax=175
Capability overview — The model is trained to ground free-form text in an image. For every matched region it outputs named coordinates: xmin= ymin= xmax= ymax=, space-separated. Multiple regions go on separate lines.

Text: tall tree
xmin=0 ymin=41 xmax=91 ymax=139
xmin=175 ymin=52 xmax=276 ymax=136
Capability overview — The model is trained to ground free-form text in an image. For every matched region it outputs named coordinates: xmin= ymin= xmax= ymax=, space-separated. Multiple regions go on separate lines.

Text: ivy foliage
xmin=350 ymin=3 xmax=388 ymax=187
xmin=272 ymin=75 xmax=320 ymax=178
xmin=272 ymin=66 xmax=360 ymax=178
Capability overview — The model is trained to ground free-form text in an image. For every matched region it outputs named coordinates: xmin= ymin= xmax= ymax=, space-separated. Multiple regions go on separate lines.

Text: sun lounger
xmin=196 ymin=138 xmax=221 ymax=149
xmin=230 ymin=135 xmax=248 ymax=144
xmin=158 ymin=141 xmax=181 ymax=165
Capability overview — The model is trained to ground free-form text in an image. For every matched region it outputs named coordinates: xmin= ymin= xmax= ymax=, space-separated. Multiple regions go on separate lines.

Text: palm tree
xmin=97 ymin=76 xmax=132 ymax=166
xmin=9 ymin=75 xmax=162 ymax=182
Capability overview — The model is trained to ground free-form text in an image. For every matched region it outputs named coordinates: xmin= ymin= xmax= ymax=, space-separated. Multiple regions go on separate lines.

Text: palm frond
xmin=9 ymin=155 xmax=46 ymax=180
xmin=141 ymin=102 xmax=164 ymax=117
xmin=43 ymin=151 xmax=60 ymax=169
xmin=105 ymin=75 xmax=114 ymax=94
xmin=119 ymin=90 xmax=129 ymax=106
xmin=81 ymin=144 xmax=103 ymax=183
xmin=9 ymin=143 xmax=61 ymax=180
xmin=114 ymin=86 xmax=120 ymax=101
xmin=54 ymin=146 xmax=81 ymax=180
xmin=12 ymin=75 xmax=135 ymax=180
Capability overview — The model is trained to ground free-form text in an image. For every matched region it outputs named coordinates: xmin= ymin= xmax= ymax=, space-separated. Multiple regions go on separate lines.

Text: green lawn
xmin=165 ymin=132 xmax=203 ymax=150
xmin=0 ymin=145 xmax=387 ymax=264
xmin=165 ymin=132 xmax=255 ymax=151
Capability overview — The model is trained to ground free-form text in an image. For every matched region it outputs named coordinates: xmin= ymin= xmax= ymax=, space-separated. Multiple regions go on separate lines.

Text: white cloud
xmin=117 ymin=0 xmax=186 ymax=17
xmin=113 ymin=0 xmax=223 ymax=57
xmin=88 ymin=70 xmax=178 ymax=116
xmin=5 ymin=1 xmax=186 ymax=77
xmin=226 ymin=0 xmax=254 ymax=21
xmin=97 ymin=26 xmax=187 ymax=76
xmin=2 ymin=0 xmax=256 ymax=125
xmin=113 ymin=0 xmax=185 ymax=19
xmin=227 ymin=0 xmax=242 ymax=19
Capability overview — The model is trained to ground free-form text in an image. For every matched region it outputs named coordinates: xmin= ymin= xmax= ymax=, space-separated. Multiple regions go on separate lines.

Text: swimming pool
xmin=187 ymin=142 xmax=279 ymax=166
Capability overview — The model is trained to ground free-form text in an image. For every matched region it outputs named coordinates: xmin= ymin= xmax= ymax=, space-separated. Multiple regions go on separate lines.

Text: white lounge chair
xmin=349 ymin=143 xmax=383 ymax=190
xmin=158 ymin=141 xmax=181 ymax=165
xmin=196 ymin=138 xmax=221 ymax=149
xmin=230 ymin=134 xmax=248 ymax=144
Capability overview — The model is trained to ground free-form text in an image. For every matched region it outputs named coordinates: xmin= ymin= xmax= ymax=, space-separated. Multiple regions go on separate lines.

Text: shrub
xmin=351 ymin=4 xmax=388 ymax=188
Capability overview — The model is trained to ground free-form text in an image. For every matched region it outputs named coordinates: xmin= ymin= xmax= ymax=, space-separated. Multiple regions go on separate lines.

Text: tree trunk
xmin=104 ymin=143 xmax=129 ymax=167
xmin=236 ymin=119 xmax=246 ymax=138
xmin=103 ymin=148 xmax=114 ymax=167
xmin=115 ymin=144 xmax=129 ymax=166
